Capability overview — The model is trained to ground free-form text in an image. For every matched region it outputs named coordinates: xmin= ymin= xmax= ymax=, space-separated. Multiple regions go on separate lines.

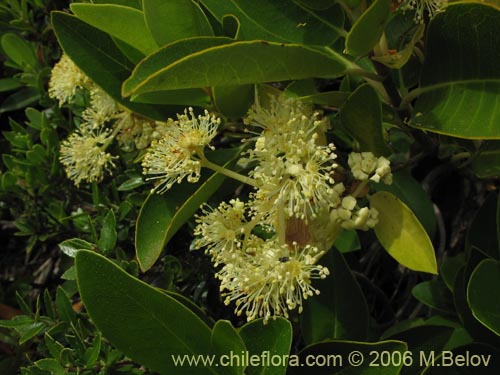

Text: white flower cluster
xmin=141 ymin=108 xmax=220 ymax=193
xmin=190 ymin=94 xmax=393 ymax=323
xmin=49 ymin=54 xmax=170 ymax=186
xmin=401 ymin=0 xmax=447 ymax=23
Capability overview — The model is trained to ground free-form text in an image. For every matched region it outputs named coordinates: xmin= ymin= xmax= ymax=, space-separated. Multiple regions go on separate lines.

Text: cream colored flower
xmin=59 ymin=127 xmax=116 ymax=186
xmin=216 ymin=238 xmax=329 ymax=323
xmin=403 ymin=0 xmax=447 ymax=23
xmin=82 ymin=84 xmax=120 ymax=129
xmin=48 ymin=54 xmax=91 ymax=106
xmin=141 ymin=108 xmax=220 ymax=193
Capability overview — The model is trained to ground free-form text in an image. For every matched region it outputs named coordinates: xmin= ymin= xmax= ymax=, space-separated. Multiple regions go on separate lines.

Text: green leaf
xmin=0 ymin=33 xmax=38 ymax=69
xmin=136 ymin=147 xmax=241 ymax=272
xmin=345 ymin=0 xmax=391 ymax=56
xmin=200 ymin=0 xmax=345 ymax=44
xmin=34 ymin=359 xmax=66 ymax=375
xmin=465 ymin=192 xmax=500 ymax=259
xmin=213 ymin=84 xmax=254 ymax=118
xmin=92 ymin=0 xmax=142 ymax=9
xmin=97 ymin=209 xmax=117 ymax=254
xmin=301 ymin=249 xmax=369 ymax=344
xmin=123 ymin=39 xmax=350 ymax=96
xmin=58 ymin=238 xmax=94 ymax=258
xmin=440 ymin=253 xmax=466 ymax=292
xmin=51 ymin=12 xmax=175 ymax=121
xmin=289 ymin=340 xmax=407 ymax=375
xmin=412 ymin=280 xmax=455 ymax=314
xmin=143 ymin=0 xmax=213 ymax=46
xmin=468 ymin=259 xmax=500 ymax=336
xmin=75 ymin=250 xmax=214 ymax=375
xmin=0 ymin=87 xmax=40 ymax=114
xmin=70 ymin=4 xmax=158 ymax=55
xmin=239 ymin=318 xmax=292 ymax=375
xmin=374 ymin=170 xmax=436 ymax=237
xmin=340 ymin=83 xmax=390 ymax=156
xmin=0 ymin=78 xmax=22 ymax=92
xmin=409 ymin=3 xmax=500 ymax=139
xmin=471 ymin=148 xmax=500 ymax=178
xmin=211 ymin=321 xmax=246 ymax=375
xmin=55 ymin=287 xmax=77 ymax=327
xmin=131 ymin=88 xmax=211 ymax=106
xmin=370 ymin=191 xmax=437 ymax=274
xmin=333 ymin=229 xmax=360 ymax=253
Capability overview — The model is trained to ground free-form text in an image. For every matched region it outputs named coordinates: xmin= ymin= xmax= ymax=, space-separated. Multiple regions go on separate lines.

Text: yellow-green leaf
xmin=370 ymin=191 xmax=437 ymax=274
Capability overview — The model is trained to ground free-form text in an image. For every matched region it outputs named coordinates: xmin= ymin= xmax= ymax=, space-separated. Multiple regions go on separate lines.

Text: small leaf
xmin=468 ymin=259 xmax=500 ymax=336
xmin=345 ymin=0 xmax=392 ymax=56
xmin=123 ymin=39 xmax=350 ymax=97
xmin=0 ymin=33 xmax=38 ymax=69
xmin=58 ymin=238 xmax=94 ymax=258
xmin=0 ymin=78 xmax=22 ymax=92
xmin=97 ymin=209 xmax=117 ymax=254
xmin=340 ymin=83 xmax=390 ymax=156
xmin=370 ymin=191 xmax=437 ymax=274
xmin=239 ymin=318 xmax=292 ymax=375
xmin=0 ymin=88 xmax=40 ymax=114
xmin=75 ymin=250 xmax=213 ymax=374
xmin=34 ymin=359 xmax=66 ymax=375
xmin=70 ymin=3 xmax=158 ymax=55
xmin=143 ymin=0 xmax=214 ymax=46
xmin=412 ymin=281 xmax=455 ymax=314
xmin=333 ymin=229 xmax=360 ymax=253
xmin=136 ymin=147 xmax=242 ymax=272
xmin=300 ymin=249 xmax=369 ymax=344
xmin=211 ymin=321 xmax=245 ymax=375
xmin=55 ymin=287 xmax=77 ymax=327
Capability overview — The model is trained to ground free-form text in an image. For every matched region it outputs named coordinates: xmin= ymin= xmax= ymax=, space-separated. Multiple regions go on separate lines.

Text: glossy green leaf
xmin=51 ymin=12 xmax=174 ymax=121
xmin=136 ymin=147 xmax=242 ymax=271
xmin=340 ymin=84 xmax=390 ymax=156
xmin=472 ymin=148 xmax=500 ymax=178
xmin=333 ymin=229 xmax=360 ymax=253
xmin=143 ymin=0 xmax=213 ymax=46
xmin=301 ymin=249 xmax=369 ymax=344
xmin=213 ymin=84 xmax=254 ymax=118
xmin=123 ymin=39 xmax=351 ymax=96
xmin=468 ymin=259 xmax=500 ymax=336
xmin=289 ymin=340 xmax=406 ymax=375
xmin=0 ymin=87 xmax=40 ymax=114
xmin=370 ymin=191 xmax=437 ymax=274
xmin=410 ymin=3 xmax=500 ymax=139
xmin=131 ymin=88 xmax=211 ymax=106
xmin=412 ymin=280 xmax=455 ymax=314
xmin=55 ymin=287 xmax=77 ymax=326
xmin=200 ymin=0 xmax=344 ymax=44
xmin=211 ymin=321 xmax=245 ymax=375
xmin=97 ymin=209 xmax=117 ymax=254
xmin=70 ymin=4 xmax=158 ymax=55
xmin=374 ymin=170 xmax=436 ymax=236
xmin=34 ymin=359 xmax=66 ymax=375
xmin=239 ymin=318 xmax=292 ymax=375
xmin=0 ymin=78 xmax=22 ymax=92
xmin=465 ymin=193 xmax=500 ymax=259
xmin=345 ymin=0 xmax=391 ymax=56
xmin=297 ymin=0 xmax=337 ymax=10
xmin=58 ymin=238 xmax=94 ymax=258
xmin=0 ymin=33 xmax=38 ymax=69
xmin=440 ymin=253 xmax=466 ymax=291
xmin=75 ymin=250 xmax=214 ymax=375
xmin=92 ymin=0 xmax=142 ymax=9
